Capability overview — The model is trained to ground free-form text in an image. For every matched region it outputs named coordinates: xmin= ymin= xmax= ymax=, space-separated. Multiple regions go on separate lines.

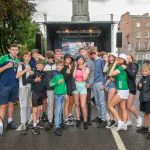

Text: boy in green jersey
xmin=0 ymin=44 xmax=20 ymax=130
xmin=49 ymin=59 xmax=67 ymax=136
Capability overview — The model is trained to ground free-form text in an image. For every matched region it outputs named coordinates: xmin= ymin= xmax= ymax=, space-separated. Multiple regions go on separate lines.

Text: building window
xmin=136 ymin=22 xmax=140 ymax=28
xmin=144 ymin=32 xmax=149 ymax=38
xmin=128 ymin=42 xmax=131 ymax=51
xmin=145 ymin=23 xmax=149 ymax=28
xmin=136 ymin=32 xmax=140 ymax=38
xmin=135 ymin=41 xmax=140 ymax=50
xmin=145 ymin=41 xmax=149 ymax=50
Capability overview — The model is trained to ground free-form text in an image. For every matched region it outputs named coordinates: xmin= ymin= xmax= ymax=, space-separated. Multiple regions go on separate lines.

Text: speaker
xmin=116 ymin=32 xmax=122 ymax=48
xmin=35 ymin=33 xmax=42 ymax=50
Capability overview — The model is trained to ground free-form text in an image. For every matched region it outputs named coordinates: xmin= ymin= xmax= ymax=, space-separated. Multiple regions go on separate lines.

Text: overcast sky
xmin=33 ymin=0 xmax=150 ymax=22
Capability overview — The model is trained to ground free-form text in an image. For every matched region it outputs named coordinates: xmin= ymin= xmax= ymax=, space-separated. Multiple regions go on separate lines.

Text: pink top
xmin=74 ymin=67 xmax=89 ymax=82
xmin=74 ymin=69 xmax=84 ymax=81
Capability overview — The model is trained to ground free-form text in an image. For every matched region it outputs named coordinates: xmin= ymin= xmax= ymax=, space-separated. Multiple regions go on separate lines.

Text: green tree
xmin=0 ymin=0 xmax=39 ymax=55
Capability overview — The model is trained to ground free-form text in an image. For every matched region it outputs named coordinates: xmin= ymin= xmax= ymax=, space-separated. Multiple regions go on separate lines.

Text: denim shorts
xmin=105 ymin=81 xmax=116 ymax=92
xmin=73 ymin=82 xmax=87 ymax=95
xmin=0 ymin=87 xmax=18 ymax=105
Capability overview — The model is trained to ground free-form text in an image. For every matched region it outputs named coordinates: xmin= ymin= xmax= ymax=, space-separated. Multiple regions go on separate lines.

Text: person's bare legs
xmin=8 ymin=102 xmax=14 ymax=119
xmin=37 ymin=106 xmax=41 ymax=123
xmin=32 ymin=107 xmax=38 ymax=126
xmin=120 ymin=100 xmax=127 ymax=123
xmin=74 ymin=94 xmax=80 ymax=120
xmin=42 ymin=99 xmax=47 ymax=113
xmin=127 ymin=93 xmax=138 ymax=119
xmin=0 ymin=104 xmax=7 ymax=121
xmin=68 ymin=96 xmax=74 ymax=115
xmin=108 ymin=94 xmax=122 ymax=121
xmin=107 ymin=88 xmax=116 ymax=120
xmin=80 ymin=94 xmax=87 ymax=122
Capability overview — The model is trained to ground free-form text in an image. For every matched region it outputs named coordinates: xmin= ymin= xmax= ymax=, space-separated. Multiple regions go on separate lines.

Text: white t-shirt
xmin=17 ymin=63 xmax=31 ymax=88
xmin=43 ymin=64 xmax=56 ymax=71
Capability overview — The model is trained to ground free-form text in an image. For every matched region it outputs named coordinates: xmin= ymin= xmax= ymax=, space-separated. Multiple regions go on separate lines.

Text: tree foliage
xmin=0 ymin=0 xmax=39 ymax=55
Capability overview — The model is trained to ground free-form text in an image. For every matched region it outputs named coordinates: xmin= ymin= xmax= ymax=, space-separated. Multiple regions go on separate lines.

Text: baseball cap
xmin=109 ymin=52 xmax=118 ymax=58
xmin=89 ymin=47 xmax=97 ymax=54
xmin=118 ymin=53 xmax=127 ymax=62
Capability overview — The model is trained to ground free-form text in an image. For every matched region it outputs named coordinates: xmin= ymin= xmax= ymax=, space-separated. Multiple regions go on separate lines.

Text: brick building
xmin=119 ymin=12 xmax=150 ymax=61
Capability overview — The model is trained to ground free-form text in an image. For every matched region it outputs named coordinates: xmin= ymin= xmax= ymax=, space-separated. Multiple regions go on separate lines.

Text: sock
xmin=33 ymin=122 xmax=37 ymax=127
xmin=8 ymin=118 xmax=12 ymax=123
xmin=37 ymin=120 xmax=40 ymax=124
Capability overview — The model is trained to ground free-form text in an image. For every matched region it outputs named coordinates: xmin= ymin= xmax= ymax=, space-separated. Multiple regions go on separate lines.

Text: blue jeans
xmin=54 ymin=94 xmax=65 ymax=128
xmin=93 ymin=82 xmax=106 ymax=121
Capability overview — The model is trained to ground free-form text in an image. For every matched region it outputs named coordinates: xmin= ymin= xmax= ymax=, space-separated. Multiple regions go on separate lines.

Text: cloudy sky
xmin=33 ymin=0 xmax=150 ymax=22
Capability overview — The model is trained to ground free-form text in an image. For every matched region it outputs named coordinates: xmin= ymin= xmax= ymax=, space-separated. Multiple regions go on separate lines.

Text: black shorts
xmin=129 ymin=89 xmax=136 ymax=95
xmin=140 ymin=102 xmax=150 ymax=114
xmin=32 ymin=91 xmax=46 ymax=107
xmin=42 ymin=90 xmax=47 ymax=100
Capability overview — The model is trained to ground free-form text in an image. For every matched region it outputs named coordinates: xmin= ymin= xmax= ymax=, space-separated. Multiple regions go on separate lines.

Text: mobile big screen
xmin=62 ymin=42 xmax=94 ymax=56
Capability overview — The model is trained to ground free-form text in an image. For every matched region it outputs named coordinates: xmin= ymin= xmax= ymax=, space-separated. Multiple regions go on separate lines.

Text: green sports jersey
xmin=0 ymin=55 xmax=20 ymax=87
xmin=106 ymin=64 xmax=113 ymax=76
xmin=114 ymin=65 xmax=128 ymax=90
xmin=49 ymin=70 xmax=67 ymax=95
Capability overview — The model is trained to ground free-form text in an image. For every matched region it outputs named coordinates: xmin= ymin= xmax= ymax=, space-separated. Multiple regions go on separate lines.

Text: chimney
xmin=71 ymin=0 xmax=90 ymax=22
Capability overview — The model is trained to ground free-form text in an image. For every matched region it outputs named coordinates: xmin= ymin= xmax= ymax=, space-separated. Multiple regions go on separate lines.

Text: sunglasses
xmin=90 ymin=52 xmax=96 ymax=55
xmin=47 ymin=57 xmax=54 ymax=59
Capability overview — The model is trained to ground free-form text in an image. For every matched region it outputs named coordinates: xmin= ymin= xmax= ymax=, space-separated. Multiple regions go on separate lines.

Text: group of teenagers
xmin=0 ymin=44 xmax=150 ymax=139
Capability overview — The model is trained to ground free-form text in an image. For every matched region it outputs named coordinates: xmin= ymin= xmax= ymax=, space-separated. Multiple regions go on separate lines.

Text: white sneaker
xmin=0 ymin=118 xmax=3 ymax=135
xmin=116 ymin=120 xmax=124 ymax=132
xmin=16 ymin=123 xmax=25 ymax=131
xmin=126 ymin=120 xmax=132 ymax=127
xmin=136 ymin=116 xmax=142 ymax=128
xmin=122 ymin=124 xmax=127 ymax=131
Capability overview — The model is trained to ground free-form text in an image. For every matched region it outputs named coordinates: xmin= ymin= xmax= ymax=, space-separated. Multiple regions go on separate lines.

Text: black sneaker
xmin=37 ymin=122 xmax=44 ymax=129
xmin=68 ymin=115 xmax=76 ymax=121
xmin=91 ymin=117 xmax=99 ymax=123
xmin=137 ymin=127 xmax=149 ymax=133
xmin=32 ymin=127 xmax=40 ymax=135
xmin=55 ymin=128 xmax=62 ymax=136
xmin=21 ymin=128 xmax=28 ymax=135
xmin=6 ymin=121 xmax=17 ymax=129
xmin=76 ymin=120 xmax=81 ymax=127
xmin=60 ymin=123 xmax=68 ymax=129
xmin=98 ymin=118 xmax=103 ymax=123
xmin=64 ymin=120 xmax=74 ymax=126
xmin=21 ymin=124 xmax=28 ymax=135
xmin=96 ymin=118 xmax=102 ymax=128
xmin=106 ymin=120 xmax=116 ymax=129
xmin=26 ymin=122 xmax=33 ymax=129
xmin=45 ymin=122 xmax=53 ymax=130
xmin=97 ymin=120 xmax=107 ymax=128
xmin=147 ymin=133 xmax=150 ymax=139
xmin=83 ymin=122 xmax=88 ymax=129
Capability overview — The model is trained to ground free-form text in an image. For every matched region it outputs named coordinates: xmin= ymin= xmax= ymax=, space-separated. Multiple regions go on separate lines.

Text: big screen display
xmin=62 ymin=42 xmax=94 ymax=56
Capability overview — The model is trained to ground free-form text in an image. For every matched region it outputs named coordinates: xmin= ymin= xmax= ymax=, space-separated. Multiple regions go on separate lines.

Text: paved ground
xmin=0 ymin=77 xmax=150 ymax=150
